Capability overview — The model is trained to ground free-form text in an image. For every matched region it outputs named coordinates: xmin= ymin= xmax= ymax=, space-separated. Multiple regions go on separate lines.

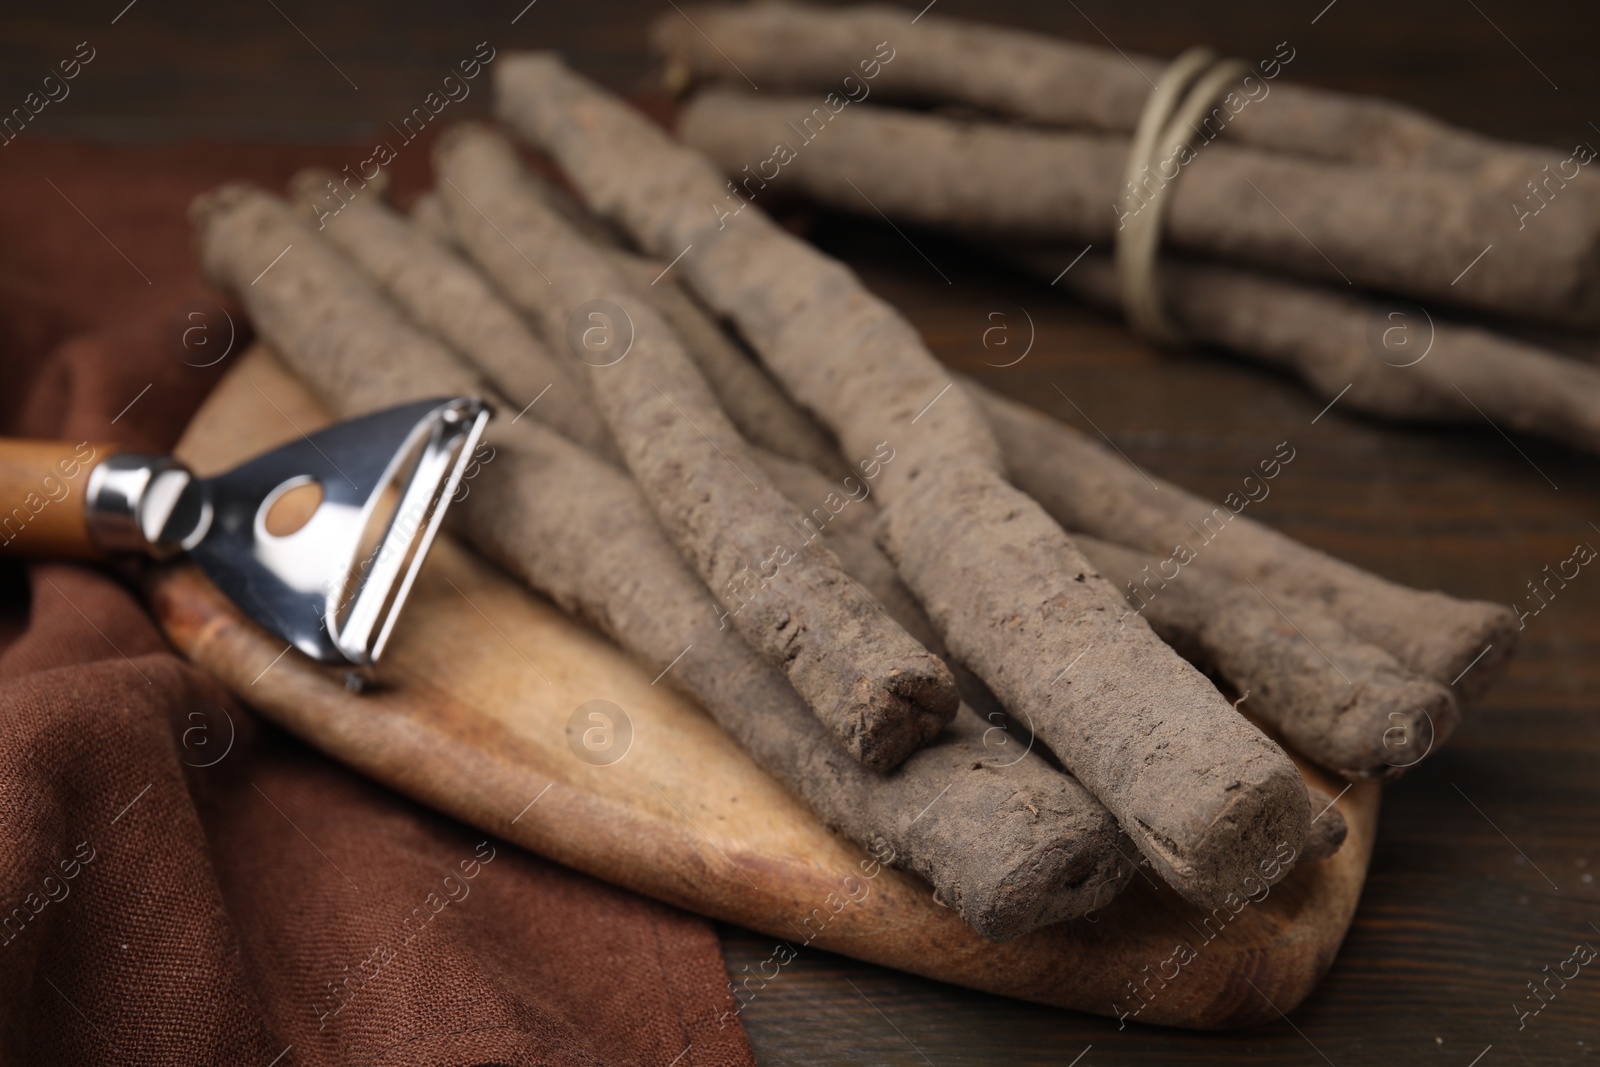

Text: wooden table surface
xmin=6 ymin=1 xmax=1597 ymax=1063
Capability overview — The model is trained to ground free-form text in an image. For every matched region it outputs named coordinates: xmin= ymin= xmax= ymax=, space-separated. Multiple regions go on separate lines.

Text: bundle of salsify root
xmin=188 ymin=53 xmax=1518 ymax=945
xmin=653 ymin=1 xmax=1600 ymax=458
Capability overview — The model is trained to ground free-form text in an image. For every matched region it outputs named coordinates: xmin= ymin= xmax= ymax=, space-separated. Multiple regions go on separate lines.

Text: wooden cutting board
xmin=148 ymin=345 xmax=1379 ymax=1030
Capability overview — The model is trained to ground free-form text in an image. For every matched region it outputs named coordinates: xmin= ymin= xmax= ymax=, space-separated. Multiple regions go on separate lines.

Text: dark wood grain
xmin=3 ymin=0 xmax=1596 ymax=145
xmin=4 ymin=0 xmax=1597 ymax=1062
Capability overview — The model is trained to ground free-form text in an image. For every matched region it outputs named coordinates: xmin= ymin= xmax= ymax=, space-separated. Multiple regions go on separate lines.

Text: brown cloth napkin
xmin=0 ymin=136 xmax=755 ymax=1066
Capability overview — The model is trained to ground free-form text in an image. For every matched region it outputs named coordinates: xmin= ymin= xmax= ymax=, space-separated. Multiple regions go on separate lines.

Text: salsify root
xmin=286 ymin=168 xmax=619 ymax=462
xmin=606 ymin=247 xmax=850 ymax=481
xmin=968 ymin=379 xmax=1519 ymax=699
xmin=672 ymin=89 xmax=1600 ymax=329
xmin=1001 ymin=244 xmax=1600 ymax=460
xmin=1072 ymin=534 xmax=1458 ymax=780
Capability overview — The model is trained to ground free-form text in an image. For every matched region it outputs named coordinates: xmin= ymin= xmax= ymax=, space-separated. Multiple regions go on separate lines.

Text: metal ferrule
xmin=84 ymin=453 xmax=208 ymax=559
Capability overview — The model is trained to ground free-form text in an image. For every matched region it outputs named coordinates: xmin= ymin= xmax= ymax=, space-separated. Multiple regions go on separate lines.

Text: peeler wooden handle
xmin=0 ymin=440 xmax=120 ymax=560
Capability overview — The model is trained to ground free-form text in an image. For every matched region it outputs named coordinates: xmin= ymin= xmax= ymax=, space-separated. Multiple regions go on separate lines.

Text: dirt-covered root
xmin=969 ymin=380 xmax=1519 ymax=700
xmin=285 ymin=168 xmax=618 ymax=461
xmin=1074 ymin=535 xmax=1460 ymax=780
xmin=673 ymin=89 xmax=1600 ymax=329
xmin=649 ymin=0 xmax=1559 ymax=179
xmin=1003 ymin=245 xmax=1600 ymax=461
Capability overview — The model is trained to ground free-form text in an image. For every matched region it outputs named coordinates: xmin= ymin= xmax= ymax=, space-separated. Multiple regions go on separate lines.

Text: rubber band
xmin=1116 ymin=48 xmax=1249 ymax=344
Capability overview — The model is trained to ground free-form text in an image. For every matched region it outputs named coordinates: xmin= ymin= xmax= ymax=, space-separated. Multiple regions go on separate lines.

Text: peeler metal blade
xmin=87 ymin=397 xmax=491 ymax=667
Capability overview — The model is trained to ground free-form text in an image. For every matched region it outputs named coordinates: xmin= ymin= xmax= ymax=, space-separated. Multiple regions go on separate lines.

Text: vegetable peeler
xmin=0 ymin=397 xmax=491 ymax=666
